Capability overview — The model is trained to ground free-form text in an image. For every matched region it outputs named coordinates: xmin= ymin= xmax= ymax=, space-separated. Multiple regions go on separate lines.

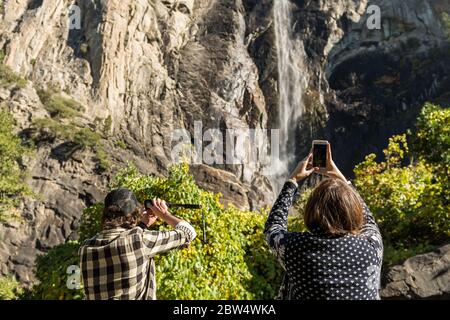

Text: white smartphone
xmin=312 ymin=140 xmax=329 ymax=168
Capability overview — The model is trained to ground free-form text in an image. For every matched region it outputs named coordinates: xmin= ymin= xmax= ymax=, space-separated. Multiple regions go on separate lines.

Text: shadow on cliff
xmin=293 ymin=0 xmax=450 ymax=177
xmin=321 ymin=0 xmax=450 ymax=176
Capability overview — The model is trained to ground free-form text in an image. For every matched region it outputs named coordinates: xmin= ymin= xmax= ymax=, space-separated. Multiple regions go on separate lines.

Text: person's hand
xmin=316 ymin=144 xmax=347 ymax=182
xmin=148 ymin=198 xmax=170 ymax=219
xmin=140 ymin=206 xmax=158 ymax=227
xmin=289 ymin=153 xmax=318 ymax=182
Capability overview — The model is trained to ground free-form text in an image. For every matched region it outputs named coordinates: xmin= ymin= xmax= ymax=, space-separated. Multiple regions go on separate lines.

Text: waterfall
xmin=272 ymin=0 xmax=309 ymax=188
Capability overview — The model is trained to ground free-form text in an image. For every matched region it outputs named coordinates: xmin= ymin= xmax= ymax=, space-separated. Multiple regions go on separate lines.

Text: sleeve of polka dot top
xmin=264 ymin=180 xmax=300 ymax=269
xmin=352 ymin=186 xmax=384 ymax=264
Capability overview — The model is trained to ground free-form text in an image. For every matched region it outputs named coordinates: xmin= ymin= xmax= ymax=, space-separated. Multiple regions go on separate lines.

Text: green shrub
xmin=32 ymin=163 xmax=284 ymax=300
xmin=354 ymin=104 xmax=450 ymax=265
xmin=0 ymin=56 xmax=27 ymax=89
xmin=413 ymin=103 xmax=450 ymax=172
xmin=32 ymin=118 xmax=76 ymax=141
xmin=37 ymin=88 xmax=84 ymax=119
xmin=103 ymin=115 xmax=112 ymax=135
xmin=0 ymin=109 xmax=33 ymax=221
xmin=78 ymin=203 xmax=103 ymax=242
xmin=25 ymin=241 xmax=84 ymax=300
xmin=73 ymin=127 xmax=102 ymax=149
xmin=0 ymin=276 xmax=23 ymax=300
xmin=441 ymin=12 xmax=450 ymax=41
xmin=33 ymin=118 xmax=101 ymax=150
xmin=34 ymin=85 xmax=109 ymax=170
xmin=32 ymin=118 xmax=108 ymax=171
xmin=45 ymin=95 xmax=84 ymax=119
xmin=115 ymin=139 xmax=127 ymax=149
xmin=354 ymin=134 xmax=449 ymax=245
xmin=383 ymin=243 xmax=435 ymax=267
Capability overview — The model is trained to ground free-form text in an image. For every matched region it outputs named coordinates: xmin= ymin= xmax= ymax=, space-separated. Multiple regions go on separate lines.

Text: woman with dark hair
xmin=265 ymin=144 xmax=383 ymax=300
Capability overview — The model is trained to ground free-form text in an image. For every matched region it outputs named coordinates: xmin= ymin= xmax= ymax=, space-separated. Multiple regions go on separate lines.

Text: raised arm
xmin=264 ymin=180 xmax=299 ymax=268
xmin=352 ymin=188 xmax=383 ymax=263
xmin=265 ymin=153 xmax=316 ymax=268
xmin=141 ymin=199 xmax=197 ymax=258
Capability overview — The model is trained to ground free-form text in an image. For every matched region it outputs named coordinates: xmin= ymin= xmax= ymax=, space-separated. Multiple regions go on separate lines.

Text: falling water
xmin=272 ymin=0 xmax=309 ymax=187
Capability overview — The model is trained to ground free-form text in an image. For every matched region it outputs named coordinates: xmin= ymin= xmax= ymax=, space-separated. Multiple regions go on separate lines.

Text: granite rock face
xmin=380 ymin=244 xmax=450 ymax=299
xmin=0 ymin=0 xmax=449 ymax=287
xmin=0 ymin=0 xmax=275 ymax=284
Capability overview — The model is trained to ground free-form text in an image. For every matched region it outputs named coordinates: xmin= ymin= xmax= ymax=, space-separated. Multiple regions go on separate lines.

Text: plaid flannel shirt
xmin=79 ymin=221 xmax=196 ymax=300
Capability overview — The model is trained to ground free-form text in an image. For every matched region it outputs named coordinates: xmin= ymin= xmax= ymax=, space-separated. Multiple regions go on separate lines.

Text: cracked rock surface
xmin=0 ymin=0 xmax=449 ymax=288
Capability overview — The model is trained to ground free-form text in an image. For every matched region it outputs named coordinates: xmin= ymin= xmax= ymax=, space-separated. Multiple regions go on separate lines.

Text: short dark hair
xmin=304 ymin=179 xmax=364 ymax=236
xmin=101 ymin=205 xmax=142 ymax=230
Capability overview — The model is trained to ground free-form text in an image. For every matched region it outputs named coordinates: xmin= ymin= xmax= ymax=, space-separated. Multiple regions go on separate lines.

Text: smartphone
xmin=312 ymin=140 xmax=328 ymax=168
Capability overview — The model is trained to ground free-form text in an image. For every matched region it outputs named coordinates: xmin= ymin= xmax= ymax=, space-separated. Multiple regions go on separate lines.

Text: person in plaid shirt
xmin=79 ymin=188 xmax=197 ymax=300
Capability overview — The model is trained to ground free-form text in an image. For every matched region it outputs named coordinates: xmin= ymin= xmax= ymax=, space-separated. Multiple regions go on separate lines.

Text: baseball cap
xmin=104 ymin=188 xmax=140 ymax=216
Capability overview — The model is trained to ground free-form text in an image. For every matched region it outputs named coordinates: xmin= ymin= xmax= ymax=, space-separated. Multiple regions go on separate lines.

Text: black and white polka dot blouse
xmin=264 ymin=180 xmax=383 ymax=300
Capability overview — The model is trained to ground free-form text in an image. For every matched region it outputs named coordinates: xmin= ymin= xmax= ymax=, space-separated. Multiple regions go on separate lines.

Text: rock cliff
xmin=0 ymin=0 xmax=449 ymax=287
xmin=381 ymin=244 xmax=450 ymax=299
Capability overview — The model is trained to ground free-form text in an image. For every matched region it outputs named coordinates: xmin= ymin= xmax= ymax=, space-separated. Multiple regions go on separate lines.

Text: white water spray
xmin=272 ymin=0 xmax=309 ymax=188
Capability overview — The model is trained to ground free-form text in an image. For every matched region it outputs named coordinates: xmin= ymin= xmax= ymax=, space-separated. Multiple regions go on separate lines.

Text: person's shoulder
xmin=346 ymin=234 xmax=379 ymax=252
xmin=284 ymin=231 xmax=311 ymax=244
xmin=119 ymin=226 xmax=145 ymax=237
xmin=80 ymin=234 xmax=99 ymax=247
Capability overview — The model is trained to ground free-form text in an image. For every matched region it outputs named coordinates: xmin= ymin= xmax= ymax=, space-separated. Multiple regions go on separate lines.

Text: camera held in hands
xmin=144 ymin=200 xmax=202 ymax=210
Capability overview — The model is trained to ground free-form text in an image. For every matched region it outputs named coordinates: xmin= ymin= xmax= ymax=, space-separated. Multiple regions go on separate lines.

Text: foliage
xmin=115 ymin=139 xmax=127 ymax=149
xmin=35 ymin=163 xmax=283 ymax=300
xmin=0 ymin=276 xmax=23 ymax=300
xmin=32 ymin=119 xmax=102 ymax=150
xmin=413 ymin=103 xmax=450 ymax=171
xmin=101 ymin=163 xmax=283 ymax=299
xmin=78 ymin=203 xmax=103 ymax=242
xmin=354 ymin=104 xmax=450 ymax=265
xmin=0 ymin=51 xmax=27 ymax=89
xmin=37 ymin=87 xmax=84 ymax=119
xmin=0 ymin=109 xmax=32 ymax=222
xmin=103 ymin=115 xmax=112 ymax=135
xmin=24 ymin=241 xmax=84 ymax=300
xmin=32 ymin=85 xmax=108 ymax=171
xmin=26 ymin=102 xmax=450 ymax=299
xmin=383 ymin=243 xmax=435 ymax=267
xmin=441 ymin=12 xmax=450 ymax=41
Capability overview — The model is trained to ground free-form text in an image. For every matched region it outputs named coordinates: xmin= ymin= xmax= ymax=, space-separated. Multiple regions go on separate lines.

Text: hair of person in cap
xmin=102 ymin=188 xmax=143 ymax=230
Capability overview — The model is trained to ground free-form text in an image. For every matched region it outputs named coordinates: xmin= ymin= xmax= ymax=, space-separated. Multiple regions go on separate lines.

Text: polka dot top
xmin=264 ymin=180 xmax=383 ymax=300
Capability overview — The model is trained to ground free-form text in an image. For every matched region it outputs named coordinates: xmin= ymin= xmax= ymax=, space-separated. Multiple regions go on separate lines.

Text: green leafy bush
xmin=24 ymin=241 xmax=84 ymax=300
xmin=115 ymin=139 xmax=127 ymax=149
xmin=354 ymin=104 xmax=450 ymax=265
xmin=414 ymin=103 xmax=450 ymax=167
xmin=33 ymin=85 xmax=108 ymax=171
xmin=0 ymin=276 xmax=23 ymax=300
xmin=45 ymin=95 xmax=84 ymax=119
xmin=0 ymin=109 xmax=32 ymax=221
xmin=32 ymin=119 xmax=102 ymax=150
xmin=30 ymin=163 xmax=284 ymax=300
xmin=441 ymin=12 xmax=450 ymax=41
xmin=78 ymin=203 xmax=103 ymax=242
xmin=0 ymin=51 xmax=27 ymax=89
xmin=32 ymin=119 xmax=107 ymax=171
xmin=37 ymin=87 xmax=84 ymax=119
xmin=87 ymin=163 xmax=283 ymax=299
xmin=103 ymin=115 xmax=112 ymax=135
